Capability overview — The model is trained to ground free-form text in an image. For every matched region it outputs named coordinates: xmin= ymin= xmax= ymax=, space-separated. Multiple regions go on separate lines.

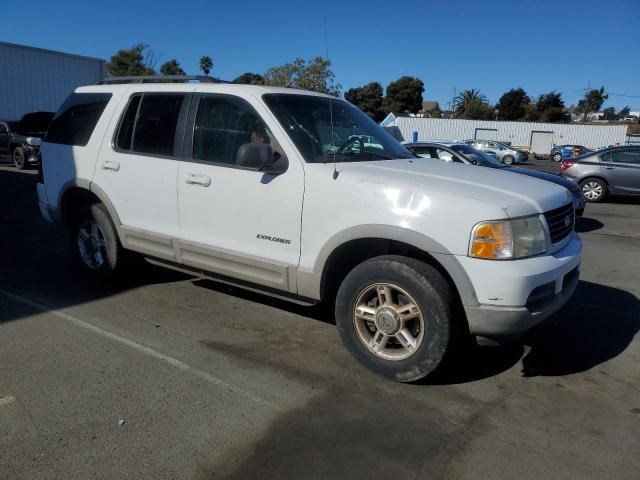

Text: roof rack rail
xmin=97 ymin=75 xmax=228 ymax=84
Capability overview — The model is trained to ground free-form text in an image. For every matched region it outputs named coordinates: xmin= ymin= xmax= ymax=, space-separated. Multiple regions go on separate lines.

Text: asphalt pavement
xmin=0 ymin=164 xmax=639 ymax=479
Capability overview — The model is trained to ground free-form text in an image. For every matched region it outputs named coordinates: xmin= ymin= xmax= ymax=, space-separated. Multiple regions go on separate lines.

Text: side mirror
xmin=236 ymin=143 xmax=288 ymax=175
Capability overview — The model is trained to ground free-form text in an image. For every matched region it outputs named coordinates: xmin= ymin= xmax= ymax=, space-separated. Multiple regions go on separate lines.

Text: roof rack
xmin=97 ymin=75 xmax=228 ymax=84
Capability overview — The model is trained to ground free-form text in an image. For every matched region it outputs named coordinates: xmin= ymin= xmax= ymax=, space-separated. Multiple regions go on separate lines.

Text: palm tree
xmin=453 ymin=89 xmax=487 ymax=116
xmin=199 ymin=56 xmax=213 ymax=76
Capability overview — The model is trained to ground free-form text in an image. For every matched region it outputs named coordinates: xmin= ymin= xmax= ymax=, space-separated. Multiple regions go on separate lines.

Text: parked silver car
xmin=560 ymin=146 xmax=640 ymax=202
xmin=405 ymin=141 xmax=586 ymax=215
xmin=464 ymin=139 xmax=528 ymax=165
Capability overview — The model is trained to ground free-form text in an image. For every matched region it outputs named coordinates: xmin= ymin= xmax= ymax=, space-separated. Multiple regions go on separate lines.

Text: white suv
xmin=37 ymin=77 xmax=581 ymax=382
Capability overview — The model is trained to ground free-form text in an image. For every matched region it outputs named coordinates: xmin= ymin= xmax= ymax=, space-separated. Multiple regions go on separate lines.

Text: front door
xmin=177 ymin=92 xmax=304 ymax=293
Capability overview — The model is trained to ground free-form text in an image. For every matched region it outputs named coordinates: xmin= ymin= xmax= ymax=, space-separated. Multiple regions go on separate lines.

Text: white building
xmin=382 ymin=114 xmax=628 ymax=154
xmin=0 ymin=42 xmax=105 ymax=120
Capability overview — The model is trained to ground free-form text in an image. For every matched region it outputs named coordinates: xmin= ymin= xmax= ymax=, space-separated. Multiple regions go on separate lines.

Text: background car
xmin=550 ymin=144 xmax=593 ymax=162
xmin=463 ymin=139 xmax=528 ymax=165
xmin=405 ymin=141 xmax=586 ymax=215
xmin=0 ymin=120 xmax=20 ymax=162
xmin=0 ymin=111 xmax=53 ymax=169
xmin=560 ymin=146 xmax=640 ymax=202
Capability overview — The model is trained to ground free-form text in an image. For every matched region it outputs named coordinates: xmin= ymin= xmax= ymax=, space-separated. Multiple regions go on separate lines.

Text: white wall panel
xmin=0 ymin=42 xmax=105 ymax=120
xmin=388 ymin=117 xmax=628 ymax=153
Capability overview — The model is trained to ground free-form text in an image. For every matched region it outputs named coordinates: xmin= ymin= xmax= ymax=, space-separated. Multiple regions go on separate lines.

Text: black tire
xmin=69 ymin=203 xmax=125 ymax=279
xmin=502 ymin=154 xmax=515 ymax=165
xmin=13 ymin=147 xmax=27 ymax=170
xmin=335 ymin=255 xmax=454 ymax=382
xmin=580 ymin=177 xmax=608 ymax=203
xmin=552 ymin=152 xmax=562 ymax=162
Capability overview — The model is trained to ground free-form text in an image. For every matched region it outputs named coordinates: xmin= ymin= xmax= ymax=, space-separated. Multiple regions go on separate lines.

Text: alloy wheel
xmin=77 ymin=220 xmax=107 ymax=270
xmin=582 ymin=181 xmax=603 ymax=200
xmin=13 ymin=149 xmax=25 ymax=169
xmin=353 ymin=283 xmax=425 ymax=361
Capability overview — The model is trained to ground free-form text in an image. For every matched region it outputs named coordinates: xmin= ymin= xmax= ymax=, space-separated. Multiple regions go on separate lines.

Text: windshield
xmin=450 ymin=144 xmax=506 ymax=168
xmin=263 ymin=94 xmax=414 ymax=163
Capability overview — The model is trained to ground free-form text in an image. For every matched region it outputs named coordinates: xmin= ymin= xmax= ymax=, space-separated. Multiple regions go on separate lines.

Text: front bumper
xmin=460 ymin=233 xmax=582 ymax=337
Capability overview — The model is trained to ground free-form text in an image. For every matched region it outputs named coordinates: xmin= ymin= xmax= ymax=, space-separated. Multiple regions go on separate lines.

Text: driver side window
xmin=193 ymin=95 xmax=272 ymax=166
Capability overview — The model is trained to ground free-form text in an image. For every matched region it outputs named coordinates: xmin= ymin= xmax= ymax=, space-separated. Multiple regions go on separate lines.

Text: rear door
xmin=602 ymin=149 xmax=640 ymax=194
xmin=94 ymin=91 xmax=191 ymax=260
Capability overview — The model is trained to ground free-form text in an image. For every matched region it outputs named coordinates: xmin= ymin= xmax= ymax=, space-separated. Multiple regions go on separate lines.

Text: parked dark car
xmin=405 ymin=141 xmax=586 ymax=215
xmin=550 ymin=144 xmax=592 ymax=162
xmin=560 ymin=146 xmax=640 ymax=202
xmin=0 ymin=111 xmax=54 ymax=169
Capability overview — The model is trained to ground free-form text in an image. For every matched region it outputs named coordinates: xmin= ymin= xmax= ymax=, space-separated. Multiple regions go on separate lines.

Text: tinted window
xmin=612 ymin=150 xmax=640 ymax=164
xmin=116 ymin=95 xmax=142 ymax=150
xmin=45 ymin=93 xmax=111 ymax=146
xmin=0 ymin=124 xmax=7 ymax=134
xmin=132 ymin=94 xmax=184 ymax=156
xmin=193 ymin=95 xmax=271 ymax=165
xmin=16 ymin=112 xmax=54 ymax=135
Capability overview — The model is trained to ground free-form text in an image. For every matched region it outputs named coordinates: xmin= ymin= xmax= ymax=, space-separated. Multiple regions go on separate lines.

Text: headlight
xmin=470 ymin=216 xmax=546 ymax=259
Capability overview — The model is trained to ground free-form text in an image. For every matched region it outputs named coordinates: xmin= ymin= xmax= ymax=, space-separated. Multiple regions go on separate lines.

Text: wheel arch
xmin=312 ymin=226 xmax=479 ymax=309
xmin=58 ymin=180 xmax=121 ymax=228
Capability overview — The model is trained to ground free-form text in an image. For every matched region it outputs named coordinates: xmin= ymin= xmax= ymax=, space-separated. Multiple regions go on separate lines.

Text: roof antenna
xmin=324 ymin=17 xmax=339 ymax=180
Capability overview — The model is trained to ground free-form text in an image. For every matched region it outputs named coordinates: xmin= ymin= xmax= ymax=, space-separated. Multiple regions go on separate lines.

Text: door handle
xmin=102 ymin=160 xmax=120 ymax=171
xmin=603 ymin=165 xmax=616 ymax=170
xmin=185 ymin=173 xmax=211 ymax=187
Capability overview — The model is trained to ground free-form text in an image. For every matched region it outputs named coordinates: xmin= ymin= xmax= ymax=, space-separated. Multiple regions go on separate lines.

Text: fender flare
xmin=307 ymin=224 xmax=479 ymax=307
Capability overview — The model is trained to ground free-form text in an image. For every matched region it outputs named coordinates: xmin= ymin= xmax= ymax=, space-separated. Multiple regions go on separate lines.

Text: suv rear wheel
xmin=335 ymin=256 xmax=453 ymax=382
xmin=70 ymin=203 xmax=124 ymax=278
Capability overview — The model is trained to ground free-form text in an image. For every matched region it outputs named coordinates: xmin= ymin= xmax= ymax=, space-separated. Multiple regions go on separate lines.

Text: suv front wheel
xmin=335 ymin=256 xmax=453 ymax=382
xmin=70 ymin=204 xmax=124 ymax=278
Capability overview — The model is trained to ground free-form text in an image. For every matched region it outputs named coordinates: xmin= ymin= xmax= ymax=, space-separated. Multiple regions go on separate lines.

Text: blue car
xmin=550 ymin=144 xmax=592 ymax=162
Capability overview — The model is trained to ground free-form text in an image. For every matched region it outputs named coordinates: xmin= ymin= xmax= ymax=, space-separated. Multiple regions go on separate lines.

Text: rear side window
xmin=115 ymin=95 xmax=141 ymax=150
xmin=45 ymin=93 xmax=111 ymax=146
xmin=129 ymin=94 xmax=184 ymax=156
xmin=612 ymin=150 xmax=640 ymax=164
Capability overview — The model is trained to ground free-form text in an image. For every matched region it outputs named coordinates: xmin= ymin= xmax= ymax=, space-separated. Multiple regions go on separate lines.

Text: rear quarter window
xmin=45 ymin=93 xmax=112 ymax=146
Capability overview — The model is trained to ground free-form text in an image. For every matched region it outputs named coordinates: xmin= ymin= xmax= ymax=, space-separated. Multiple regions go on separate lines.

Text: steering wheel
xmin=336 ymin=136 xmax=364 ymax=155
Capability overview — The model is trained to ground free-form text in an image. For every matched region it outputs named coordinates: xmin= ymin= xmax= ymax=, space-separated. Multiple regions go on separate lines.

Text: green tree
xmin=159 ymin=59 xmax=185 ymax=76
xmin=529 ymin=91 xmax=566 ymax=122
xmin=344 ymin=82 xmax=385 ymax=121
xmin=107 ymin=44 xmax=156 ymax=76
xmin=602 ymin=107 xmax=617 ymax=121
xmin=460 ymin=100 xmax=495 ymax=120
xmin=199 ymin=56 xmax=214 ymax=75
xmin=496 ymin=88 xmax=530 ymax=120
xmin=452 ymin=89 xmax=487 ymax=117
xmin=430 ymin=106 xmax=442 ymax=118
xmin=578 ymin=86 xmax=608 ymax=120
xmin=383 ymin=76 xmax=424 ymax=114
xmin=233 ymin=72 xmax=265 ymax=85
xmin=264 ymin=57 xmax=340 ymax=96
xmin=618 ymin=106 xmax=630 ymax=119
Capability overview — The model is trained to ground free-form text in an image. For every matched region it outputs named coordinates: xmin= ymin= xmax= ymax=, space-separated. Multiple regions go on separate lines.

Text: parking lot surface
xmin=1 ymin=164 xmax=639 ymax=479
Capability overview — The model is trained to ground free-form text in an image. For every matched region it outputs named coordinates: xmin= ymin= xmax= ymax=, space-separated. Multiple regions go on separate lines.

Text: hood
xmin=506 ymin=166 xmax=580 ymax=192
xmin=337 ymin=159 xmax=572 ymax=218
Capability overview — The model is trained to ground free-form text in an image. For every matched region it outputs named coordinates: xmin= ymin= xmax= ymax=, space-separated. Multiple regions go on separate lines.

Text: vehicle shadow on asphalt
xmin=419 ymin=280 xmax=640 ymax=384
xmin=575 ymin=216 xmax=604 ymax=233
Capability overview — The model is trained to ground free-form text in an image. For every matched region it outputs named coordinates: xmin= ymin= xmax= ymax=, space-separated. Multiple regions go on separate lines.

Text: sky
xmin=2 ymin=0 xmax=639 ymax=111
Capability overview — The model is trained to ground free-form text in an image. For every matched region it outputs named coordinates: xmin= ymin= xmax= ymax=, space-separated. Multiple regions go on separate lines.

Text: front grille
xmin=544 ymin=203 xmax=574 ymax=244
